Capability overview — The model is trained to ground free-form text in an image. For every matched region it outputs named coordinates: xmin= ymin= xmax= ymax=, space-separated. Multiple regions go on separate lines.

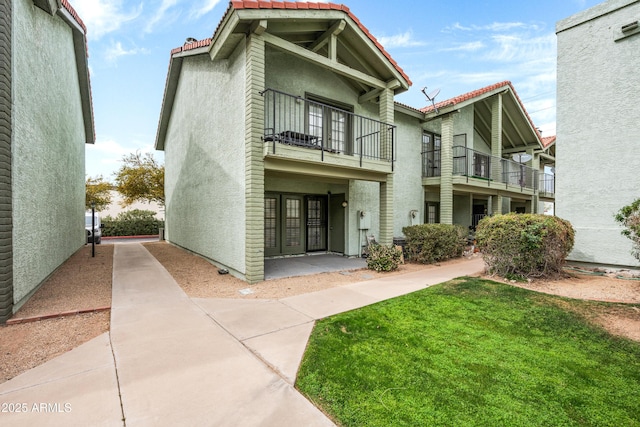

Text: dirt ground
xmin=1 ymin=241 xmax=639 ymax=384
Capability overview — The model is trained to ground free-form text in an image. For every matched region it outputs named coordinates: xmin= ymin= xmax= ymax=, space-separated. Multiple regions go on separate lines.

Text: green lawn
xmin=296 ymin=278 xmax=640 ymax=426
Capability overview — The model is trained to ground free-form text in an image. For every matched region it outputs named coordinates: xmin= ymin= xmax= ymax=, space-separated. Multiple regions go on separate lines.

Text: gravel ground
xmin=1 ymin=241 xmax=639 ymax=385
xmin=0 ymin=245 xmax=113 ymax=383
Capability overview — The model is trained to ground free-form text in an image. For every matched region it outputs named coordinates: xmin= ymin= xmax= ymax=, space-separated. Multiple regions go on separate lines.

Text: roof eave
xmin=56 ymin=2 xmax=95 ymax=144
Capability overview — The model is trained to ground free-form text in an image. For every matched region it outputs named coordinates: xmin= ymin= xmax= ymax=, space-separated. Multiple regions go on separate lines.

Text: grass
xmin=296 ymin=277 xmax=640 ymax=426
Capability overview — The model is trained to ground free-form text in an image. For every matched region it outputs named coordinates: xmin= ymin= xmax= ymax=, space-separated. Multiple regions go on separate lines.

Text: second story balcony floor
xmin=261 ymin=89 xmax=395 ymax=178
xmin=423 ymin=145 xmax=555 ymax=198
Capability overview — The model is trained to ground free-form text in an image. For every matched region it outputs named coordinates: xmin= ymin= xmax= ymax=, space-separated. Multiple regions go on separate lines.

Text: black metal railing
xmin=538 ymin=172 xmax=555 ymax=196
xmin=422 ymin=148 xmax=441 ymax=177
xmin=261 ymin=89 xmax=395 ymax=169
xmin=423 ymin=145 xmax=554 ymax=196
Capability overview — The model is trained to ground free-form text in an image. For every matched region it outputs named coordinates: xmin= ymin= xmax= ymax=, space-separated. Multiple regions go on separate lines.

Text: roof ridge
xmin=171 ymin=1 xmax=411 ymax=86
xmin=421 ymin=80 xmax=544 ymax=145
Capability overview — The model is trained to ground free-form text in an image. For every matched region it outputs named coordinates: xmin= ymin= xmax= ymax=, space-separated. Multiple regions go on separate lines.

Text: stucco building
xmin=0 ymin=0 xmax=94 ymax=322
xmin=556 ymin=0 xmax=640 ymax=266
xmin=156 ymin=1 xmax=554 ymax=283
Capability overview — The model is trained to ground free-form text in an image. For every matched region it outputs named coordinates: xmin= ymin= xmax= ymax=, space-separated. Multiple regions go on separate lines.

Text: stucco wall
xmin=393 ymin=112 xmax=424 ymax=236
xmin=266 ymin=49 xmax=377 ymax=120
xmin=12 ymin=0 xmax=86 ymax=306
xmin=556 ymin=0 xmax=640 ymax=266
xmin=0 ymin=0 xmax=12 ymax=322
xmin=164 ymin=44 xmax=247 ymax=276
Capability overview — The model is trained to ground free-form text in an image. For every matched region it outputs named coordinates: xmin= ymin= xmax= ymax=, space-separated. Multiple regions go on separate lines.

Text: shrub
xmin=402 ymin=224 xmax=467 ymax=264
xmin=366 ymin=244 xmax=403 ymax=272
xmin=614 ymin=198 xmax=640 ymax=263
xmin=102 ymin=209 xmax=164 ymax=237
xmin=475 ymin=213 xmax=574 ymax=278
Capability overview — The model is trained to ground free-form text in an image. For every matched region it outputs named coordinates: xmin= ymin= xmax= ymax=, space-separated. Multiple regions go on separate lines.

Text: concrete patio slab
xmin=265 ymin=254 xmax=366 ymax=280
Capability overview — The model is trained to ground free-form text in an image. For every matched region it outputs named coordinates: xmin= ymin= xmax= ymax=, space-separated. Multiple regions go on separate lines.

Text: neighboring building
xmin=155 ymin=1 xmax=554 ymax=283
xmin=556 ymin=0 xmax=640 ymax=266
xmin=100 ymin=190 xmax=165 ymax=220
xmin=0 ymin=0 xmax=94 ymax=322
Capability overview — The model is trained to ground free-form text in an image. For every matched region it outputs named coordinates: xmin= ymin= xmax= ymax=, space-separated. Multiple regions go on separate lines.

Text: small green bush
xmin=475 ymin=213 xmax=574 ymax=278
xmin=366 ymin=244 xmax=403 ymax=272
xmin=402 ymin=224 xmax=466 ymax=264
xmin=614 ymin=198 xmax=640 ymax=263
xmin=102 ymin=209 xmax=164 ymax=237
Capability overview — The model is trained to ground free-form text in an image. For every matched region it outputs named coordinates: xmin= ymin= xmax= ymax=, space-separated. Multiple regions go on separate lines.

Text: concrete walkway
xmin=0 ymin=244 xmax=484 ymax=426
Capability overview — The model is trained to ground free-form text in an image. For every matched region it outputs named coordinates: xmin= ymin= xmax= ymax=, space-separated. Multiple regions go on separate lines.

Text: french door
xmin=264 ymin=194 xmax=327 ymax=256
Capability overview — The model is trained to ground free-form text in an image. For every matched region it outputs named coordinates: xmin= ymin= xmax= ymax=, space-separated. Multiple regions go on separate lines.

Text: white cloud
xmin=189 ymin=0 xmax=224 ymax=19
xmin=145 ymin=0 xmax=181 ymax=33
xmin=105 ymin=41 xmax=149 ymax=64
xmin=440 ymin=41 xmax=485 ymax=52
xmin=72 ymin=0 xmax=142 ymax=40
xmin=378 ymin=31 xmax=426 ymax=49
xmin=86 ymin=137 xmax=157 ymax=179
xmin=445 ymin=22 xmax=540 ymax=32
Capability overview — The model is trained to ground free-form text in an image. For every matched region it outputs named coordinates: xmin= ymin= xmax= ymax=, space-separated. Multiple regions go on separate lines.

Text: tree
xmin=615 ymin=198 xmax=640 ymax=263
xmin=85 ymin=175 xmax=113 ymax=211
xmin=114 ymin=152 xmax=165 ymax=207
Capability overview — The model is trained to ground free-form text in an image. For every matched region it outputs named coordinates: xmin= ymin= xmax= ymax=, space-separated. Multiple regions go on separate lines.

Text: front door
xmin=306 ymin=196 xmax=327 ymax=252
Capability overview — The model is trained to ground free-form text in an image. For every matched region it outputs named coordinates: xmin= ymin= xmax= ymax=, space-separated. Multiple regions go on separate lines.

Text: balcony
xmin=423 ymin=146 xmax=555 ymax=197
xmin=261 ymin=89 xmax=395 ymax=175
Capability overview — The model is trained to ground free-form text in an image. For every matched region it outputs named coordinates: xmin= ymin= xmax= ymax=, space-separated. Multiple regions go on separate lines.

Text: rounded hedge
xmin=475 ymin=213 xmax=574 ymax=278
xmin=402 ymin=224 xmax=467 ymax=264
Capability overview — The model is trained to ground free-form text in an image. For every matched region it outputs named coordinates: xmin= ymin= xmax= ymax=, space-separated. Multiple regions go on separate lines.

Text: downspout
xmin=0 ymin=0 xmax=13 ymax=323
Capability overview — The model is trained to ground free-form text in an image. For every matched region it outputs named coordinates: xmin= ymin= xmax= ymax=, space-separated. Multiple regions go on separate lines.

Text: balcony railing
xmin=261 ymin=89 xmax=395 ymax=169
xmin=538 ymin=172 xmax=555 ymax=196
xmin=423 ymin=145 xmax=555 ymax=196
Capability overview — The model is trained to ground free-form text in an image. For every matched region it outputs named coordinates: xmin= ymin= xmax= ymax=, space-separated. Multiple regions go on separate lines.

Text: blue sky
xmin=76 ymin=0 xmax=603 ymax=180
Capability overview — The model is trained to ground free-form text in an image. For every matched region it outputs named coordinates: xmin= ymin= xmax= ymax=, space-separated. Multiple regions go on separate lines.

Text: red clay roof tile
xmin=61 ymin=0 xmax=87 ymax=34
xmin=542 ymin=136 xmax=556 ymax=148
xmin=422 ymin=81 xmax=544 ymax=145
xmin=182 ymin=1 xmax=411 ymax=86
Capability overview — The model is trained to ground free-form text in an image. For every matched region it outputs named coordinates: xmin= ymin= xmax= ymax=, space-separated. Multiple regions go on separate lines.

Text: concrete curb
xmin=102 ymin=235 xmax=159 ymax=240
xmin=6 ymin=306 xmax=111 ymax=325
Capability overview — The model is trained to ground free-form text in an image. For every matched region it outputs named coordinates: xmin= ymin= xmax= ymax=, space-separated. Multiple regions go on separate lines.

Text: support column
xmin=0 ymin=0 xmax=13 ymax=323
xmin=244 ymin=34 xmax=265 ymax=284
xmin=528 ymin=147 xmax=540 ymax=213
xmin=378 ymin=88 xmax=394 ymax=244
xmin=490 ymin=94 xmax=503 ymax=216
xmin=439 ymin=114 xmax=454 ymax=224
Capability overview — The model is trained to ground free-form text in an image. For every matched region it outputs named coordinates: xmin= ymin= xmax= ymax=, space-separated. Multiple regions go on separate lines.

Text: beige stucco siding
xmin=556 ymin=0 xmax=640 ymax=266
xmin=164 ymin=44 xmax=247 ymax=276
xmin=12 ymin=0 xmax=86 ymax=306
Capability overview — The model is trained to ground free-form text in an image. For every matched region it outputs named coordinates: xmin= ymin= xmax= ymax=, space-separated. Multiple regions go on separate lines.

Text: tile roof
xmin=61 ymin=0 xmax=87 ymax=34
xmin=170 ymin=1 xmax=411 ymax=85
xmin=541 ymin=136 xmax=556 ymax=148
xmin=422 ymin=80 xmax=544 ymax=145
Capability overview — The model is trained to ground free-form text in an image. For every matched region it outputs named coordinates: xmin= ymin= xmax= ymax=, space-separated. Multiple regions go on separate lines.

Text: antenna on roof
xmin=422 ymin=87 xmax=441 ymax=113
xmin=185 ymin=37 xmax=198 ymax=45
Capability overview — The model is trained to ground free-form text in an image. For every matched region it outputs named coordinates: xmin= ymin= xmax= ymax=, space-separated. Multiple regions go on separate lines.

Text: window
xmin=426 ymin=202 xmax=440 ymax=224
xmin=473 ymin=153 xmax=490 ymax=178
xmin=306 ymin=94 xmax=352 ymax=153
xmin=422 ymin=132 xmax=441 ymax=177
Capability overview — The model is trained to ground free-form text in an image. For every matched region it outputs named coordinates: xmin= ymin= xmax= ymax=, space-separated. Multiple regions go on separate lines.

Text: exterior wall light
xmin=341 ymin=201 xmax=348 ymax=208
